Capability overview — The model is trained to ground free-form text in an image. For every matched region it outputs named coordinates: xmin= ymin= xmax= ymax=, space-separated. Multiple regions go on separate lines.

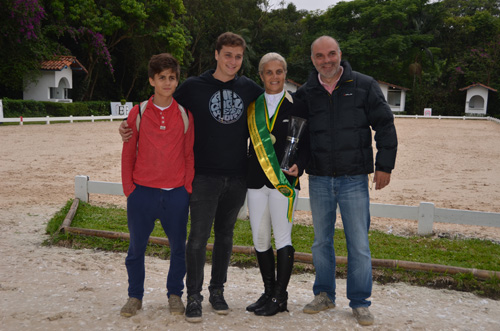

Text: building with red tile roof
xmin=40 ymin=56 xmax=88 ymax=74
xmin=378 ymin=80 xmax=410 ymax=113
xmin=459 ymin=83 xmax=497 ymax=115
xmin=24 ymin=56 xmax=87 ymax=102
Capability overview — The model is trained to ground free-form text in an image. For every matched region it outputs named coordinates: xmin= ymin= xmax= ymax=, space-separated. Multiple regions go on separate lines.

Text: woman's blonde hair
xmin=258 ymin=52 xmax=287 ymax=74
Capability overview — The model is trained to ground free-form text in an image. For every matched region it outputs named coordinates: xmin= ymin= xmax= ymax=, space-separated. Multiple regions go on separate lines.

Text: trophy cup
xmin=280 ymin=116 xmax=307 ymax=171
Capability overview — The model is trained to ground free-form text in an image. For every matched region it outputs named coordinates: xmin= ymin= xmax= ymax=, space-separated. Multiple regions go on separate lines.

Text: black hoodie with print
xmin=174 ymin=70 xmax=263 ymax=177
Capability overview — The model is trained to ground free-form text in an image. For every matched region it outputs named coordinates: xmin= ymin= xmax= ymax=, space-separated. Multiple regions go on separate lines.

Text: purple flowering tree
xmin=1 ymin=0 xmax=189 ymax=100
xmin=43 ymin=0 xmax=188 ymax=100
xmin=463 ymin=40 xmax=500 ymax=86
xmin=0 ymin=0 xmax=49 ymax=90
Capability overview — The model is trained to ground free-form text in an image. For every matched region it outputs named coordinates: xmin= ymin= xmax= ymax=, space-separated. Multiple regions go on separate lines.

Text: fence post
xmin=70 ymin=115 xmax=73 ymax=123
xmin=75 ymin=175 xmax=89 ymax=202
xmin=46 ymin=116 xmax=50 ymax=125
xmin=418 ymin=202 xmax=435 ymax=235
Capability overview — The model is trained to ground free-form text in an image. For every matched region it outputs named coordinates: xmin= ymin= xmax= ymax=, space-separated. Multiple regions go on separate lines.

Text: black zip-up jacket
xmin=295 ymin=61 xmax=397 ymax=177
xmin=247 ymin=92 xmax=310 ymax=190
xmin=174 ymin=70 xmax=263 ymax=176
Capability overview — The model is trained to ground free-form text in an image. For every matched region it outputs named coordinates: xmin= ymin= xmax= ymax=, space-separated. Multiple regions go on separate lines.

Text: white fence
xmin=75 ymin=175 xmax=500 ymax=236
xmin=1 ymin=115 xmax=127 ymax=124
xmin=1 ymin=114 xmax=500 ymax=125
xmin=393 ymin=114 xmax=500 ymax=124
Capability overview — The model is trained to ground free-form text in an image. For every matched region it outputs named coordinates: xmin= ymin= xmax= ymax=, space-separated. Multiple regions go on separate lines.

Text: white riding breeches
xmin=247 ymin=186 xmax=298 ymax=252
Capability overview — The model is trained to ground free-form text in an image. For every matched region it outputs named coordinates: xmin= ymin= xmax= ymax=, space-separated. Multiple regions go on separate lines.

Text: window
xmin=49 ymin=87 xmax=58 ymax=99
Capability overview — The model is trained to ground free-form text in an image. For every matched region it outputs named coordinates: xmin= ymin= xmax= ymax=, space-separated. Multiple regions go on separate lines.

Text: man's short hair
xmin=215 ymin=32 xmax=247 ymax=53
xmin=148 ymin=53 xmax=180 ymax=80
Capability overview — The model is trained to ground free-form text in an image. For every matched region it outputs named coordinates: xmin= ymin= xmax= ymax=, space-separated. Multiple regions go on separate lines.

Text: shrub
xmin=2 ymin=99 xmax=111 ymax=117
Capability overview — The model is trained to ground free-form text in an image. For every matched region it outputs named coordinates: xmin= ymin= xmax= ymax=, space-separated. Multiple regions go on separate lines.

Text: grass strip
xmin=45 ymin=200 xmax=500 ymax=299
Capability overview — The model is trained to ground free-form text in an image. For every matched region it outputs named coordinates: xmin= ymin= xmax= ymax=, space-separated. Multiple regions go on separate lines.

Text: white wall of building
xmin=465 ymin=86 xmax=489 ymax=115
xmin=23 ymin=67 xmax=73 ymax=102
xmin=378 ymin=83 xmax=406 ymax=112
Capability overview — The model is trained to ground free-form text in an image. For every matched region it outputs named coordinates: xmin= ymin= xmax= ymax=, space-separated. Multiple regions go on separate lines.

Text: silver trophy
xmin=280 ymin=116 xmax=307 ymax=171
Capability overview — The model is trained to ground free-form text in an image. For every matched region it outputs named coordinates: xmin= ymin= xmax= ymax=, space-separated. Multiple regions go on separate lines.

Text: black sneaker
xmin=209 ymin=288 xmax=229 ymax=315
xmin=185 ymin=295 xmax=203 ymax=323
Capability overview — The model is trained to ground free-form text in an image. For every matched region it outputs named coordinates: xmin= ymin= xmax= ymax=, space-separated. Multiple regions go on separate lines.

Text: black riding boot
xmin=254 ymin=245 xmax=294 ymax=316
xmin=246 ymin=247 xmax=275 ymax=312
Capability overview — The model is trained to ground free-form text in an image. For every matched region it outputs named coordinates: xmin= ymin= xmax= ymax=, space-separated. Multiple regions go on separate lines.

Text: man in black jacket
xmin=295 ymin=36 xmax=397 ymax=326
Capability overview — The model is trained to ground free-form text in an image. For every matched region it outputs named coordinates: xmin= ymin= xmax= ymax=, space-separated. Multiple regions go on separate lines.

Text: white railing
xmin=1 ymin=114 xmax=499 ymax=125
xmin=74 ymin=175 xmax=500 ymax=236
xmin=1 ymin=115 xmax=127 ymax=124
xmin=490 ymin=117 xmax=500 ymax=124
xmin=394 ymin=115 xmax=500 ymax=124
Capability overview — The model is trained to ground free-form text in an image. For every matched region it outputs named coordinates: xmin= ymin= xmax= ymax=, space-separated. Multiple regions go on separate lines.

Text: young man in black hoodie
xmin=120 ymin=32 xmax=263 ymax=323
xmin=175 ymin=32 xmax=262 ymax=323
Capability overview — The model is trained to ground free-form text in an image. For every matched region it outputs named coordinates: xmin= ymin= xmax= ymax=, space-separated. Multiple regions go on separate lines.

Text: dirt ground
xmin=1 ymin=118 xmax=499 ymax=330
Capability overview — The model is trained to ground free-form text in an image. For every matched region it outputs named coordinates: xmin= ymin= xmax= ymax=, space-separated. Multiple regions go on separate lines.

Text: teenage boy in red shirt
xmin=120 ymin=53 xmax=195 ymax=318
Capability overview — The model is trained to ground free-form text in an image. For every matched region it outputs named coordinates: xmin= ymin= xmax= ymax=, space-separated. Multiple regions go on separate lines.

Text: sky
xmin=268 ymin=0 xmax=352 ymax=12
xmin=269 ymin=0 xmax=439 ymax=11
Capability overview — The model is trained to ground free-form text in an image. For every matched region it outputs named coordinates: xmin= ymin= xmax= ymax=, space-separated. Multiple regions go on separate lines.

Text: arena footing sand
xmin=1 ymin=119 xmax=499 ymax=330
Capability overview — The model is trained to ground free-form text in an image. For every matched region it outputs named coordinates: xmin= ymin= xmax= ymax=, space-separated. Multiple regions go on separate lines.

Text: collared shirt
xmin=154 ymin=100 xmax=175 ymax=191
xmin=264 ymin=90 xmax=285 ymax=118
xmin=318 ymin=67 xmax=344 ymax=94
xmin=121 ymin=97 xmax=195 ymax=197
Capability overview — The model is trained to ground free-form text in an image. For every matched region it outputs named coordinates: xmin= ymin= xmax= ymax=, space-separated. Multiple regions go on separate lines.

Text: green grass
xmin=45 ymin=200 xmax=500 ymax=299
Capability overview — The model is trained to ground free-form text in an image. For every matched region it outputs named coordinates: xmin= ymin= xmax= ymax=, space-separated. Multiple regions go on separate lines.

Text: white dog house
xmin=378 ymin=81 xmax=409 ymax=113
xmin=459 ymin=83 xmax=497 ymax=115
xmin=23 ymin=56 xmax=87 ymax=103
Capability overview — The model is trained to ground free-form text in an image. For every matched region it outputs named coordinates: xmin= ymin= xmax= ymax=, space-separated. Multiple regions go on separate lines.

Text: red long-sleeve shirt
xmin=121 ymin=97 xmax=195 ymax=197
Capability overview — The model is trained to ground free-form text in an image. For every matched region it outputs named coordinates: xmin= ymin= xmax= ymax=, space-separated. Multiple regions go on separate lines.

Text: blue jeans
xmin=309 ymin=174 xmax=372 ymax=308
xmin=125 ymin=185 xmax=189 ymax=300
xmin=186 ymin=174 xmax=247 ymax=297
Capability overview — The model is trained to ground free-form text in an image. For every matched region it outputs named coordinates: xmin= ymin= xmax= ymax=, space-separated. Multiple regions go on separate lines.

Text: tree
xmin=181 ymin=0 xmax=264 ymax=80
xmin=253 ymin=3 xmax=309 ymax=83
xmin=435 ymin=0 xmax=500 ymax=114
xmin=18 ymin=0 xmax=189 ymax=101
xmin=2 ymin=0 xmax=500 ymax=116
xmin=0 ymin=0 xmax=50 ymax=93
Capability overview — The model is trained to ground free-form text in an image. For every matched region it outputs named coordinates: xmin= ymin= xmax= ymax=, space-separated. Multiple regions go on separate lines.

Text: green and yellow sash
xmin=248 ymin=93 xmax=296 ymax=222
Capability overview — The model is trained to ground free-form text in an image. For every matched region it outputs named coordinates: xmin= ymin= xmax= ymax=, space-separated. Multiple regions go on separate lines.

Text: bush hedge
xmin=2 ymin=98 xmax=498 ymax=120
xmin=1 ymin=99 xmax=116 ymax=118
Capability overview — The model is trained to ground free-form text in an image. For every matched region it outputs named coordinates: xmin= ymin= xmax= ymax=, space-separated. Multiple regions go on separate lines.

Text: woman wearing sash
xmin=246 ymin=53 xmax=309 ymax=316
